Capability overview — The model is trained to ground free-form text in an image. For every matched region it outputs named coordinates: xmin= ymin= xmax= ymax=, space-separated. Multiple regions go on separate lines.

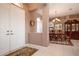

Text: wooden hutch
xmin=64 ymin=19 xmax=79 ymax=40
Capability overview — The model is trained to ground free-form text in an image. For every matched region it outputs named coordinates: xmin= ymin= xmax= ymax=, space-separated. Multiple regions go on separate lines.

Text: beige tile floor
xmin=26 ymin=40 xmax=79 ymax=56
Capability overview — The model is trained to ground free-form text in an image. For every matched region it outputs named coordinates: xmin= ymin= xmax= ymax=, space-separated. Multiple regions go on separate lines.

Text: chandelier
xmin=52 ymin=18 xmax=61 ymax=22
xmin=52 ymin=10 xmax=61 ymax=23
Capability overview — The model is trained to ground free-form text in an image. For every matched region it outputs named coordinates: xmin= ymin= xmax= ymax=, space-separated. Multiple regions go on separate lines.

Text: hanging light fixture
xmin=52 ymin=10 xmax=61 ymax=22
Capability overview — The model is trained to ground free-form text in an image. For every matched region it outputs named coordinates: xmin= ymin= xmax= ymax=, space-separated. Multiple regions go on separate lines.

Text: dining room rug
xmin=50 ymin=40 xmax=73 ymax=46
xmin=6 ymin=47 xmax=38 ymax=56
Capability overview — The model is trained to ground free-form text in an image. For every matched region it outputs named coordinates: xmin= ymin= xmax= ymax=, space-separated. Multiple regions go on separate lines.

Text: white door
xmin=0 ymin=4 xmax=10 ymax=55
xmin=10 ymin=4 xmax=25 ymax=51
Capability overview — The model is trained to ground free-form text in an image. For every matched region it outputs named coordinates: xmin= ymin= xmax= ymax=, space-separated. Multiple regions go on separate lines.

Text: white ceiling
xmin=36 ymin=3 xmax=79 ymax=18
xmin=49 ymin=3 xmax=79 ymax=18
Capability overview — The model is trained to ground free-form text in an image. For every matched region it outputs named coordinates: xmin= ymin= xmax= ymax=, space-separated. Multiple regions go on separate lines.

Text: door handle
xmin=6 ymin=33 xmax=9 ymax=35
xmin=6 ymin=30 xmax=9 ymax=32
xmin=10 ymin=33 xmax=13 ymax=35
xmin=10 ymin=30 xmax=12 ymax=32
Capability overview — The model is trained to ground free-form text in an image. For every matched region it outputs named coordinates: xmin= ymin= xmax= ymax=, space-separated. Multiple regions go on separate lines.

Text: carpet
xmin=6 ymin=47 xmax=38 ymax=56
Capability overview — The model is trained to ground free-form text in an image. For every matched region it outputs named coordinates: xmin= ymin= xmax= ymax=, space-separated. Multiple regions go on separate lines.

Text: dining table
xmin=49 ymin=32 xmax=71 ymax=42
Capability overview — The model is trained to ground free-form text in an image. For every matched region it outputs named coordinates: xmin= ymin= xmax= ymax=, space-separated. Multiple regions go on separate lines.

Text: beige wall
xmin=27 ymin=11 xmax=43 ymax=45
xmin=28 ymin=5 xmax=49 ymax=47
xmin=28 ymin=33 xmax=42 ymax=45
xmin=24 ymin=4 xmax=42 ymax=45
xmin=42 ymin=5 xmax=49 ymax=46
xmin=29 ymin=12 xmax=41 ymax=33
xmin=28 ymin=11 xmax=43 ymax=46
xmin=23 ymin=5 xmax=30 ymax=43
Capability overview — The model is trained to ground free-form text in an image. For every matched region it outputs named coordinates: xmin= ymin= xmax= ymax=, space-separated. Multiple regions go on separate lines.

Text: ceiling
xmin=49 ymin=3 xmax=79 ymax=18
xmin=36 ymin=3 xmax=79 ymax=19
xmin=24 ymin=3 xmax=45 ymax=11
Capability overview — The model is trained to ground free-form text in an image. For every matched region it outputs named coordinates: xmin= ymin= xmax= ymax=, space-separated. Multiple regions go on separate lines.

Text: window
xmin=36 ymin=17 xmax=42 ymax=33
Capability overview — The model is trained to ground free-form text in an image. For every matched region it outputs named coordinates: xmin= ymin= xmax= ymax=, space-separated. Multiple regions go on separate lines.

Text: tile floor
xmin=26 ymin=40 xmax=79 ymax=56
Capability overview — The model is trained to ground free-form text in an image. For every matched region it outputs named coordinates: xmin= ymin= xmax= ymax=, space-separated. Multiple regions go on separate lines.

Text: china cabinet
xmin=64 ymin=19 xmax=79 ymax=40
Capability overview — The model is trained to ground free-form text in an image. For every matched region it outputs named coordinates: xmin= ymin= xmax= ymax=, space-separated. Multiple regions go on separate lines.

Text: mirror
xmin=30 ymin=20 xmax=35 ymax=27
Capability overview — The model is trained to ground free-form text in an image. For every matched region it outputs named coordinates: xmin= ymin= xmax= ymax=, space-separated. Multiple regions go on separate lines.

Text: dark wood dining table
xmin=49 ymin=32 xmax=71 ymax=41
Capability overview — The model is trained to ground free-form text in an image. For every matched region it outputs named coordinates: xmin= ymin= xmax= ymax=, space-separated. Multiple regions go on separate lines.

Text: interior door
xmin=0 ymin=4 xmax=10 ymax=55
xmin=10 ymin=4 xmax=25 ymax=51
